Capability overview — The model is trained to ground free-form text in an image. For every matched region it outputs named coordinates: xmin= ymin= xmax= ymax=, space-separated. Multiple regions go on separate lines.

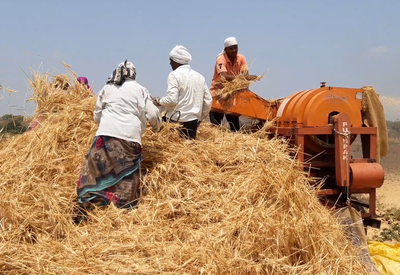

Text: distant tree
xmin=3 ymin=117 xmax=28 ymax=134
xmin=1 ymin=114 xmax=13 ymax=120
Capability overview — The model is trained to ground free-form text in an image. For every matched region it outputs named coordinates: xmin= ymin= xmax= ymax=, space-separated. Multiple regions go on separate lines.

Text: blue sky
xmin=1 ymin=0 xmax=400 ymax=119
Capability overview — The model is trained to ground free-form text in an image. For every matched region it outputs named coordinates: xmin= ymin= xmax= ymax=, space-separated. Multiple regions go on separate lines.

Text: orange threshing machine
xmin=211 ymin=83 xmax=385 ymax=228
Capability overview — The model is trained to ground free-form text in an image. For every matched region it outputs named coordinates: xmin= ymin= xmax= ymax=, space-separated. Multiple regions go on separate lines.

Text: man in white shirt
xmin=153 ymin=45 xmax=212 ymax=139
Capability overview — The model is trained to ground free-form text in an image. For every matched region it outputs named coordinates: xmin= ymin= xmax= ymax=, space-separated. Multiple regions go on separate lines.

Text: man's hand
xmin=245 ymin=75 xmax=258 ymax=81
xmin=215 ymin=83 xmax=224 ymax=89
xmin=152 ymin=97 xmax=162 ymax=106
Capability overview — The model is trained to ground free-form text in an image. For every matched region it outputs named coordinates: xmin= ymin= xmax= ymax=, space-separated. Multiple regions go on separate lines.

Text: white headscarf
xmin=169 ymin=45 xmax=192 ymax=65
xmin=218 ymin=37 xmax=238 ymax=56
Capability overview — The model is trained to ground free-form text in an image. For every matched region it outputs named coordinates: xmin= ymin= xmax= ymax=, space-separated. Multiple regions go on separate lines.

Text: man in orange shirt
xmin=209 ymin=37 xmax=257 ymax=131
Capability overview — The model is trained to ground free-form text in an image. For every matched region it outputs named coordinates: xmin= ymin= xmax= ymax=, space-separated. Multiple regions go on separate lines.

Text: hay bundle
xmin=0 ymin=70 xmax=369 ymax=274
xmin=214 ymin=74 xmax=264 ymax=100
xmin=27 ymin=70 xmax=92 ymax=123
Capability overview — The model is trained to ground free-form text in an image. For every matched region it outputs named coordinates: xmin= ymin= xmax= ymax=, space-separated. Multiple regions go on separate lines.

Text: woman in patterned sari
xmin=74 ymin=61 xmax=162 ymax=223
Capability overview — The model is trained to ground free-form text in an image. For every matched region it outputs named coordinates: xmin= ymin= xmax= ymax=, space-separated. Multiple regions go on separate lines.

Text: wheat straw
xmin=215 ymin=74 xmax=264 ymax=99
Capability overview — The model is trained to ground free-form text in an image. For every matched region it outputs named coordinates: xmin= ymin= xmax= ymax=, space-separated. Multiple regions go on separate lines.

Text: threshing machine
xmin=211 ymin=83 xmax=386 ymax=228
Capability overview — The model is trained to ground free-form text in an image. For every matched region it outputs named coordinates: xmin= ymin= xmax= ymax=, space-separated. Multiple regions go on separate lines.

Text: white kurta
xmin=93 ymin=79 xmax=161 ymax=145
xmin=159 ymin=65 xmax=212 ymax=122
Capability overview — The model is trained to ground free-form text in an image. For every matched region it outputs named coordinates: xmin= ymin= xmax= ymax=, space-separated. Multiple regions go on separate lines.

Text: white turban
xmin=218 ymin=37 xmax=239 ymax=56
xmin=224 ymin=37 xmax=238 ymax=48
xmin=169 ymin=45 xmax=192 ymax=65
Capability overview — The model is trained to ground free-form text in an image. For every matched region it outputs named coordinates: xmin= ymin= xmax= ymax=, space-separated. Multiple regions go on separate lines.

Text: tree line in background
xmin=0 ymin=114 xmax=29 ymax=135
xmin=1 ymin=114 xmax=400 ymax=138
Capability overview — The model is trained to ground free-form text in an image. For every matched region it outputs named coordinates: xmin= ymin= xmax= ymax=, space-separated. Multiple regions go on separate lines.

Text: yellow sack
xmin=369 ymin=241 xmax=400 ymax=275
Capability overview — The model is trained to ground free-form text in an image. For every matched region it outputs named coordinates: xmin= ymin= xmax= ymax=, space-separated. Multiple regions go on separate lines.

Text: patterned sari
xmin=76 ymin=136 xmax=143 ymax=210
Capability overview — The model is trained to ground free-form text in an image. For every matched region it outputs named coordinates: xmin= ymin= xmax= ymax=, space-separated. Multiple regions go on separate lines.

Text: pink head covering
xmin=77 ymin=76 xmax=90 ymax=88
xmin=77 ymin=76 xmax=94 ymax=96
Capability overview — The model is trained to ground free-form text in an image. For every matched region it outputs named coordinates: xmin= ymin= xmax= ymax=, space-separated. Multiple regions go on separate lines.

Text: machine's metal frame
xmin=271 ymin=116 xmax=381 ymax=220
xmin=211 ymin=86 xmax=385 ymax=228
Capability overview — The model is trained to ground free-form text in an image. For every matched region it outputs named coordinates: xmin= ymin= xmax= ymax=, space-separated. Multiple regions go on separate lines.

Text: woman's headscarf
xmin=107 ymin=60 xmax=136 ymax=85
xmin=169 ymin=45 xmax=192 ymax=65
xmin=77 ymin=77 xmax=89 ymax=88
xmin=77 ymin=76 xmax=94 ymax=96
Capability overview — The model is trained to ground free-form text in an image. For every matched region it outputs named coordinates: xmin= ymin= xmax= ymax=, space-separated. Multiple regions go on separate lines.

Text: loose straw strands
xmin=0 ymin=84 xmax=18 ymax=94
xmin=215 ymin=74 xmax=265 ymax=100
xmin=0 ymin=70 xmax=368 ymax=274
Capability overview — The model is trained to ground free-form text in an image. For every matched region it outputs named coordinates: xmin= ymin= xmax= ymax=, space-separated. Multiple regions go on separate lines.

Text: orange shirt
xmin=210 ymin=53 xmax=248 ymax=96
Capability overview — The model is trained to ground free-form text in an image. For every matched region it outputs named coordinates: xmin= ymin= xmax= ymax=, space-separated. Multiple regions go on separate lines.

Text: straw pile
xmin=0 ymin=71 xmax=369 ymax=274
xmin=214 ymin=74 xmax=264 ymax=99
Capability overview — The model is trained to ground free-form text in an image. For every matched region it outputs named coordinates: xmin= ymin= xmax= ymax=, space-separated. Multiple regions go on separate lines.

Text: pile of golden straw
xmin=0 ymin=71 xmax=369 ymax=274
xmin=214 ymin=74 xmax=264 ymax=99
